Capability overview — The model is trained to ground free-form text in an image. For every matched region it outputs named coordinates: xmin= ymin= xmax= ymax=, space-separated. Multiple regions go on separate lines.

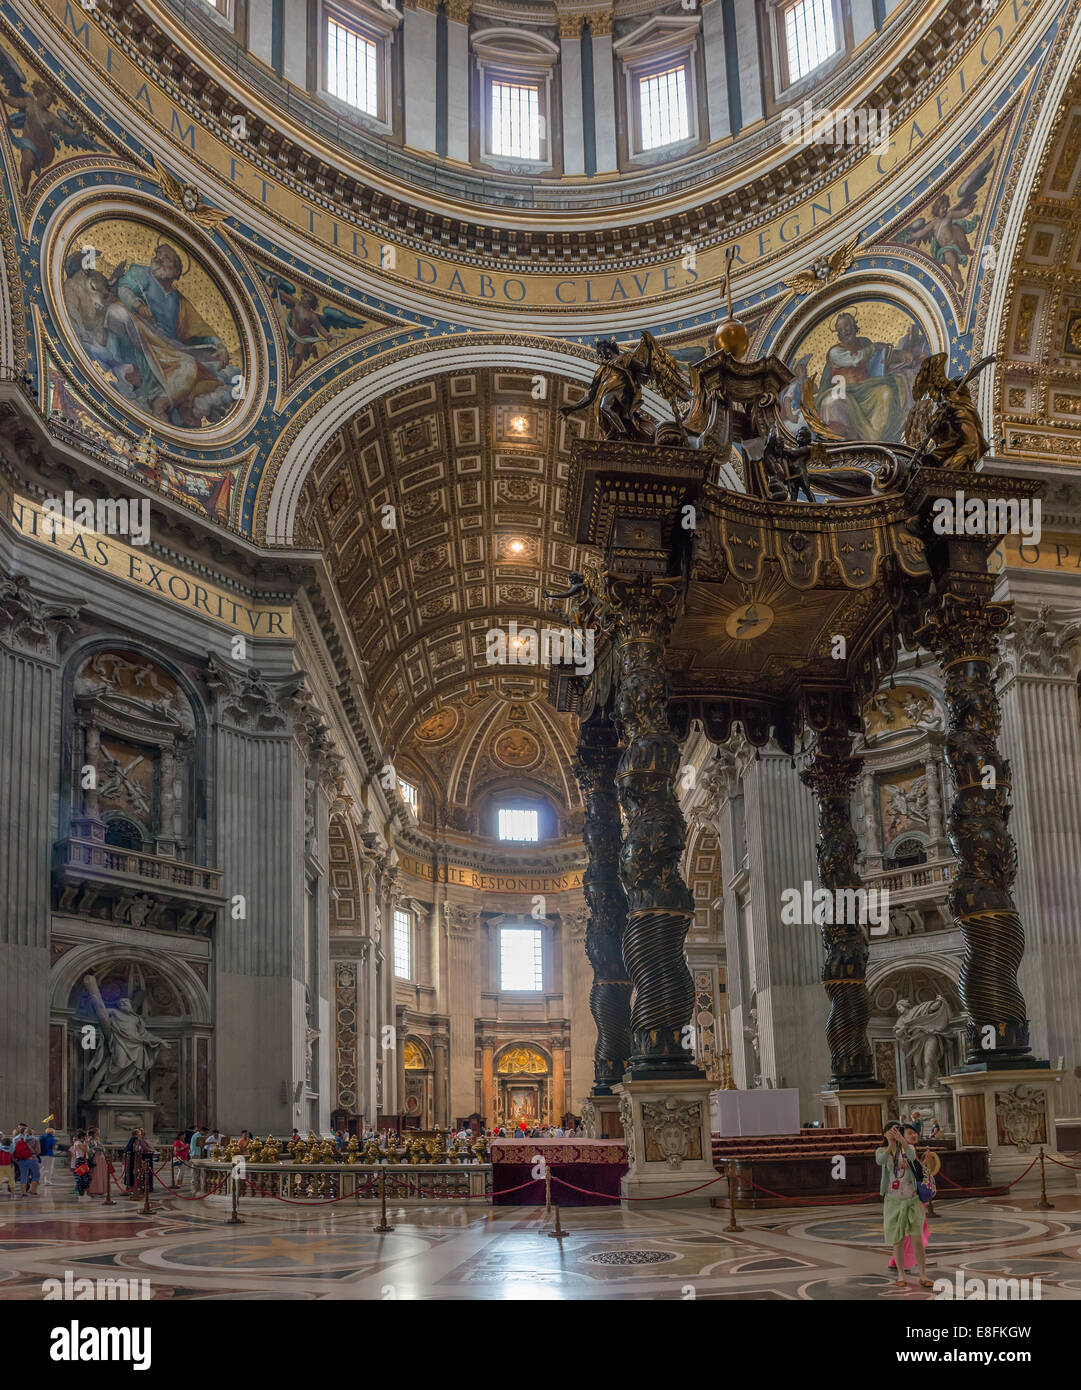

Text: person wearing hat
xmin=888 ymin=1124 xmax=939 ymax=1275
xmin=876 ymin=1122 xmax=933 ymax=1288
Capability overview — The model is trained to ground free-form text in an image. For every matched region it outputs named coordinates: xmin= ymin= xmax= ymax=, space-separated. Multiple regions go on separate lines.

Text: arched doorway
xmin=494 ymin=1044 xmax=551 ymax=1127
xmin=402 ymin=1037 xmax=434 ymax=1128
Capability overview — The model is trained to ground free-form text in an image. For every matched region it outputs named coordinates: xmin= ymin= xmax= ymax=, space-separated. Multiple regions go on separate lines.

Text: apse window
xmin=398 ymin=778 xmax=418 ymax=814
xmin=500 ymin=927 xmax=543 ymax=992
xmin=393 ymin=909 xmax=412 ymax=979
xmin=498 ymin=807 xmax=539 ymax=842
xmin=784 ymin=0 xmax=838 ymax=84
xmin=490 ymin=81 xmax=542 ymax=160
xmin=638 ymin=65 xmax=690 ymax=151
xmin=326 ymin=17 xmax=379 ymax=116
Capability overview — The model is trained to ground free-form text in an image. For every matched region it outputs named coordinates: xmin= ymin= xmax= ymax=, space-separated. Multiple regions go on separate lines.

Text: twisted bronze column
xmin=609 ymin=576 xmax=700 ymax=1078
xmin=574 ymin=712 xmax=632 ymax=1092
xmin=918 ymin=589 xmax=1033 ymax=1065
xmin=801 ymin=729 xmax=876 ymax=1088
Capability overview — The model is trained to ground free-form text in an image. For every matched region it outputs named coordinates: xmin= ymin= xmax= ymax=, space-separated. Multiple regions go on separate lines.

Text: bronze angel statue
xmin=904 ymin=352 xmax=993 ymax=470
xmin=560 ymin=333 xmax=718 ymax=447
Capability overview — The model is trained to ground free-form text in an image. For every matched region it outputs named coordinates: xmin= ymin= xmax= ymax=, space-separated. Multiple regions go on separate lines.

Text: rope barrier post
xmin=141 ymin=1155 xmax=152 ymax=1215
xmin=926 ymin=1196 xmax=938 ymax=1218
xmin=226 ymin=1164 xmax=244 ymax=1224
xmin=544 ymin=1165 xmax=551 ymax=1218
xmin=372 ymin=1167 xmax=395 ymax=1233
xmin=547 ymin=1200 xmax=566 ymax=1241
xmin=726 ymin=1160 xmax=744 ymax=1232
xmin=127 ymin=1157 xmax=138 ymax=1201
xmin=1035 ymin=1146 xmax=1055 ymax=1210
xmin=102 ymin=1158 xmax=115 ymax=1207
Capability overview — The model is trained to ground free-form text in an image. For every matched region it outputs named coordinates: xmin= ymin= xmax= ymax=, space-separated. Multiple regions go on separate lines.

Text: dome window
xmin=783 ymin=0 xmax=839 ymax=85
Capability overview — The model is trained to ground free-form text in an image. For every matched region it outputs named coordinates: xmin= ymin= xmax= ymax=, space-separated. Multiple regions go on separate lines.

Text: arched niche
xmin=49 ymin=943 xmax=210 ymax=1136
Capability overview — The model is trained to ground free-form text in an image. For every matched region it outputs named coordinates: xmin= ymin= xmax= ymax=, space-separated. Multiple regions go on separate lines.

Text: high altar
xmin=548 ymin=323 xmax=1056 ymax=1202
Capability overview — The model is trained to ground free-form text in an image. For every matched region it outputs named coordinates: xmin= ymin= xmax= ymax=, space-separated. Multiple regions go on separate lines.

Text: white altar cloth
xmin=709 ymin=1088 xmax=801 ymax=1136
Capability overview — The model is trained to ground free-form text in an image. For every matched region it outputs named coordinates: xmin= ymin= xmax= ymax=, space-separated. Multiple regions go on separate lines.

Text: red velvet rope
xmin=551 ymin=1173 xmax=725 ymax=1201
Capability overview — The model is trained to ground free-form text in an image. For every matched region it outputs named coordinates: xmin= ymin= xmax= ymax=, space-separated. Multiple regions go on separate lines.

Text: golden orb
xmin=713 ymin=316 xmax=750 ymax=359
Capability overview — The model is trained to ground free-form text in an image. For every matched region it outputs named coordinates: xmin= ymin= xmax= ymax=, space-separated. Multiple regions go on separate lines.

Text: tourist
xmin=887 ymin=1123 xmax=933 ymax=1275
xmin=70 ymin=1130 xmax=92 ymax=1199
xmin=122 ymin=1130 xmax=139 ymax=1190
xmin=876 ymin=1121 xmax=932 ymax=1289
xmin=173 ymin=1132 xmax=189 ymax=1187
xmin=87 ymin=1127 xmax=109 ymax=1197
xmin=0 ymin=1133 xmax=15 ymax=1198
xmin=189 ymin=1126 xmax=205 ymax=1159
xmin=38 ymin=1126 xmax=57 ymax=1186
xmin=13 ymin=1124 xmax=40 ymax=1196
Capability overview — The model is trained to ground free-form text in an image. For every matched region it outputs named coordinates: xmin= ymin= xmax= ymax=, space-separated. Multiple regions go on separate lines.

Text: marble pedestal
xmin=580 ymin=1094 xmax=623 ymax=1139
xmin=898 ymin=1088 xmax=953 ymax=1140
xmin=614 ymin=1078 xmax=717 ymax=1207
xmin=941 ymin=1067 xmax=1067 ymax=1176
xmin=819 ymin=1087 xmax=890 ymax=1134
xmin=86 ymin=1095 xmax=157 ymax=1145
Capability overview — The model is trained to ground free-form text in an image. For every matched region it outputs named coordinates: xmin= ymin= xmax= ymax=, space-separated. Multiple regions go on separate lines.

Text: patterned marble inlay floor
xmin=1 ymin=1187 xmax=1080 ymax=1300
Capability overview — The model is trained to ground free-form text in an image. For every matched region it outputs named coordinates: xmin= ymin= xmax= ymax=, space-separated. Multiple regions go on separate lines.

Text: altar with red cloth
xmin=490 ymin=1137 xmax=628 ymax=1206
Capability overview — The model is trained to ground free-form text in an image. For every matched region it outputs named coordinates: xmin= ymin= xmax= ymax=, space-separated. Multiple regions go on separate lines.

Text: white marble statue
xmin=80 ymin=972 xmax=167 ymax=1101
xmin=894 ymin=995 xmax=950 ymax=1088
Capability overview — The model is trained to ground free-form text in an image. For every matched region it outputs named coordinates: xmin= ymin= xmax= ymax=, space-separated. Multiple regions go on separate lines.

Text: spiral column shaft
xmin=801 ymin=728 xmax=876 ymax=1088
xmin=610 ymin=577 xmax=700 ymax=1079
xmin=574 ymin=712 xmax=632 ymax=1092
xmin=918 ymin=587 xmax=1033 ymax=1065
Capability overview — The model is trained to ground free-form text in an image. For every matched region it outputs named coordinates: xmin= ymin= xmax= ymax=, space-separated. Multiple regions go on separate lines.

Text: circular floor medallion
xmin=583 ymin=1249 xmax=679 ymax=1266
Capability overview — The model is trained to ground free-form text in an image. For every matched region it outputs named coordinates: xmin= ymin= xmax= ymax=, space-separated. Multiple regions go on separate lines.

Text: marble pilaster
xmin=0 ymin=574 xmax=77 ymax=1122
xmin=742 ymin=748 xmax=831 ymax=1105
xmin=998 ymin=612 xmax=1081 ymax=1112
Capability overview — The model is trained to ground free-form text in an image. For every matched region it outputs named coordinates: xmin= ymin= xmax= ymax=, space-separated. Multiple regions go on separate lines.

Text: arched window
xmin=104 ymin=817 xmax=144 ymax=852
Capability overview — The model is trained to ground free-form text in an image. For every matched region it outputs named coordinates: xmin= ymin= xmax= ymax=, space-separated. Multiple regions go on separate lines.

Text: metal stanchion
xmin=1035 ymin=1146 xmax=1055 ymax=1210
xmin=547 ymin=1201 xmax=566 ymax=1241
xmin=544 ymin=1166 xmax=552 ymax=1217
xmin=226 ymin=1164 xmax=244 ymax=1224
xmin=141 ymin=1155 xmax=152 ymax=1214
xmin=726 ymin=1160 xmax=744 ymax=1232
xmin=102 ymin=1158 xmax=115 ymax=1207
xmin=372 ymin=1167 xmax=395 ymax=1233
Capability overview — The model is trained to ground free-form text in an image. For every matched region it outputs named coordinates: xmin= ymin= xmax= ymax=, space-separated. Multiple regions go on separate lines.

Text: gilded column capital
xmin=443 ymin=0 xmax=471 ymax=23
xmin=557 ymin=13 xmax=585 ymax=39
xmin=585 ymin=9 xmax=613 ymax=36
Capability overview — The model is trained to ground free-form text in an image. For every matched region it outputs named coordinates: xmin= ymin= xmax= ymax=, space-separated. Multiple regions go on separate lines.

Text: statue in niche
xmin=79 ymin=970 xmax=168 ymax=1101
xmin=894 ymin=995 xmax=950 ymax=1088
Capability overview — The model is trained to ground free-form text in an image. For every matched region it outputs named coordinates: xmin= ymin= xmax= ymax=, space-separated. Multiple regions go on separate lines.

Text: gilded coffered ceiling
xmin=998 ymin=71 xmax=1081 ymax=461
xmin=298 ymin=367 xmax=600 ymax=827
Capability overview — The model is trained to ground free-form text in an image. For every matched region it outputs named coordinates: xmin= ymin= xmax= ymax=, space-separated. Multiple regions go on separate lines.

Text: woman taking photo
xmin=876 ymin=1121 xmax=933 ymax=1288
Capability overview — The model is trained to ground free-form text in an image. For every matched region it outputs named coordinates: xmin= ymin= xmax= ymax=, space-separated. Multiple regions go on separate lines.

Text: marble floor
xmin=2 ymin=1178 xmax=1081 ymax=1301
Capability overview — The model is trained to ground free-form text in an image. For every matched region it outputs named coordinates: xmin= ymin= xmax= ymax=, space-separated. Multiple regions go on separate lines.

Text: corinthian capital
xmin=0 ymin=571 xmax=79 ymax=658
